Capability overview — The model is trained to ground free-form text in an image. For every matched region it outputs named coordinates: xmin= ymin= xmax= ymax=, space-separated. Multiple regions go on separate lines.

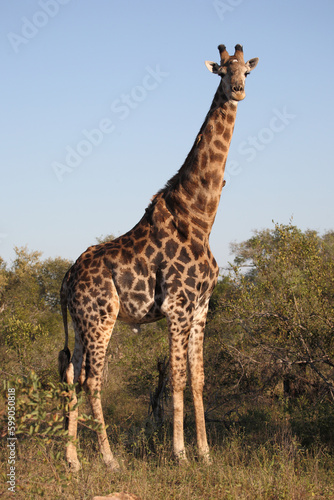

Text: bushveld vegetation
xmin=1 ymin=222 xmax=334 ymax=499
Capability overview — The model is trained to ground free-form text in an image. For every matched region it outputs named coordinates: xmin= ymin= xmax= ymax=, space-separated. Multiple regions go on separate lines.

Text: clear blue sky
xmin=1 ymin=0 xmax=334 ymax=268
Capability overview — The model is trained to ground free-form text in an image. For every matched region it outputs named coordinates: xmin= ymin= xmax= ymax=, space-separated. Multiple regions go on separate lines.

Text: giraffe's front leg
xmin=168 ymin=321 xmax=191 ymax=463
xmin=171 ymin=383 xmax=187 ymax=462
xmin=188 ymin=302 xmax=211 ymax=462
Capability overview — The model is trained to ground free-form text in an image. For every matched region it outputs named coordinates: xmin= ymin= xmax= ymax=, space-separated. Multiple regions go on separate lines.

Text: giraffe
xmin=59 ymin=43 xmax=258 ymax=471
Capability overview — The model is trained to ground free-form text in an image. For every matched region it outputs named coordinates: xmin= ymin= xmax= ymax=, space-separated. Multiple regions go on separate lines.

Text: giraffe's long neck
xmin=161 ymin=82 xmax=238 ymax=238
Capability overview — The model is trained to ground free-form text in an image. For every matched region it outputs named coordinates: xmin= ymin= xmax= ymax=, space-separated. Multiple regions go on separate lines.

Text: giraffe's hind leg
xmin=75 ymin=280 xmax=120 ymax=470
xmin=64 ymin=327 xmax=85 ymax=472
xmin=83 ymin=318 xmax=120 ymax=470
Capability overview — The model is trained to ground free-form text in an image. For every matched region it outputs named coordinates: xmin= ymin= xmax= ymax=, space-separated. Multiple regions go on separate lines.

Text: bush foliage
xmin=1 ymin=224 xmax=334 ymax=498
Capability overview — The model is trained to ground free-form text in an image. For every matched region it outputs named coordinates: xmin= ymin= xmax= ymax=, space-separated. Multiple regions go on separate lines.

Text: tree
xmin=95 ymin=233 xmax=115 ymax=244
xmin=0 ymin=257 xmax=8 ymax=311
xmin=225 ymin=223 xmax=334 ymax=401
xmin=0 ymin=247 xmax=72 ymax=373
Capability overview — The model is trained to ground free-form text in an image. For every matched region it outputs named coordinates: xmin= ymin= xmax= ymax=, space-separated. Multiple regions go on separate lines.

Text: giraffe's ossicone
xmin=59 ymin=44 xmax=258 ymax=471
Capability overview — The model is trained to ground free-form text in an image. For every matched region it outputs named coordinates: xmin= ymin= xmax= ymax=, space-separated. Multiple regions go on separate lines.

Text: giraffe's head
xmin=205 ymin=44 xmax=258 ymax=102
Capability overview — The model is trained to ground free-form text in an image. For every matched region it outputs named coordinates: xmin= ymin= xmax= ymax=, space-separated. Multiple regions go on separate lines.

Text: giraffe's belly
xmin=117 ymin=295 xmax=164 ymax=325
xmin=114 ymin=267 xmax=164 ymax=325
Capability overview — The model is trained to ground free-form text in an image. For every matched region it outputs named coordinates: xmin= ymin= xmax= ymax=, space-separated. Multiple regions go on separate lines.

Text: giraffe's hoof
xmin=105 ymin=457 xmax=121 ymax=472
xmin=200 ymin=452 xmax=212 ymax=464
xmin=174 ymin=450 xmax=188 ymax=465
xmin=68 ymin=458 xmax=82 ymax=472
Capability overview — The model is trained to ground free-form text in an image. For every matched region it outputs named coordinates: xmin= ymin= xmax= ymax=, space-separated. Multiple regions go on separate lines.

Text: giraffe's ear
xmin=205 ymin=61 xmax=226 ymax=75
xmin=245 ymin=58 xmax=259 ymax=72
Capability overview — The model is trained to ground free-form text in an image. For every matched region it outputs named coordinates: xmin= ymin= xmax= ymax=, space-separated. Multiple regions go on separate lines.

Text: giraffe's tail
xmin=58 ymin=271 xmax=71 ymax=382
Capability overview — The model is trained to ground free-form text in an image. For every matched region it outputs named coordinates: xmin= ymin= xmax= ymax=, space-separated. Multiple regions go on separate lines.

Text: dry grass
xmin=1 ymin=426 xmax=334 ymax=500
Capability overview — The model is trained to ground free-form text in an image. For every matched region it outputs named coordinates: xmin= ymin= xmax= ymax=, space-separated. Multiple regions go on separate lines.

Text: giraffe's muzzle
xmin=231 ymin=84 xmax=246 ymax=101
